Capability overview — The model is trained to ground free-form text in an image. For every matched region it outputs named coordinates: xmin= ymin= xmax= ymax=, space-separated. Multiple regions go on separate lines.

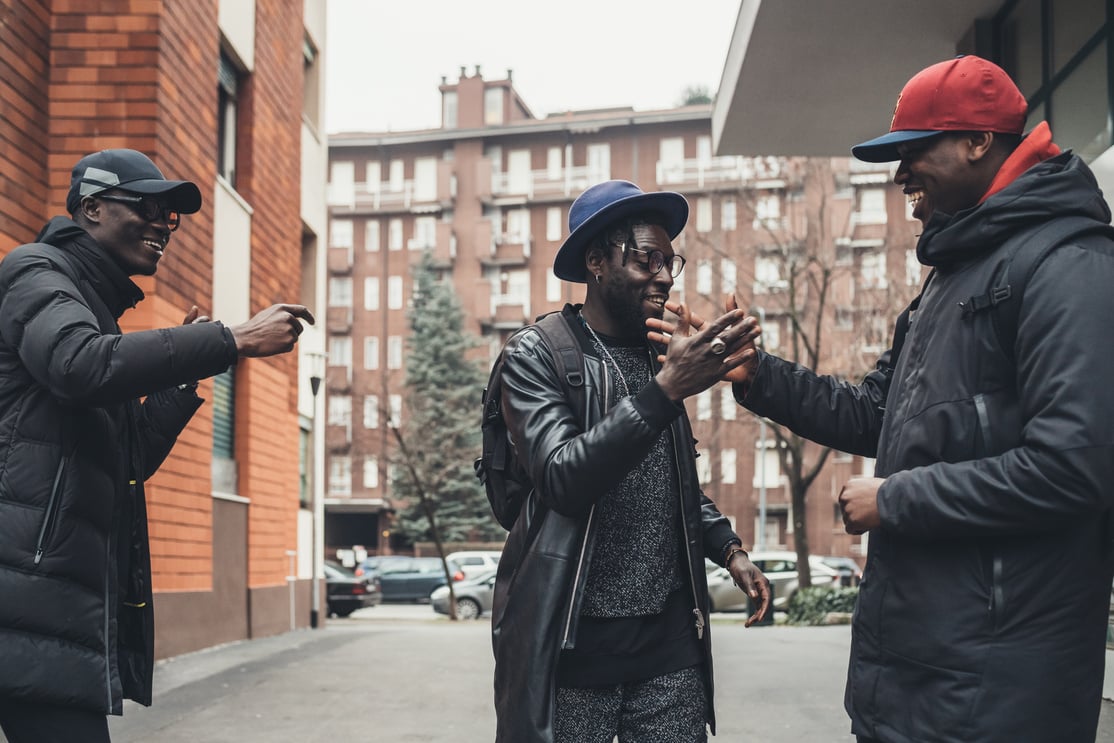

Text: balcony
xmin=487 ymin=165 xmax=606 ymax=201
xmin=656 ymin=156 xmax=793 ymax=192
xmin=326 ymin=306 xmax=352 ymax=334
xmin=327 ymin=178 xmax=446 ymax=214
xmin=327 ymin=246 xmax=353 ymax=274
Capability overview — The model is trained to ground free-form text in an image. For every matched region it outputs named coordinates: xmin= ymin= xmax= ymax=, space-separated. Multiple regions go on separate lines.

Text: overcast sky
xmin=324 ymin=0 xmax=742 ymax=134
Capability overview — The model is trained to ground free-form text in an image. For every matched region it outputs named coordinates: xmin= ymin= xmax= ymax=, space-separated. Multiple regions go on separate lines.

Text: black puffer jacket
xmin=491 ymin=304 xmax=741 ymax=742
xmin=741 ymin=152 xmax=1114 ymax=742
xmin=0 ymin=218 xmax=238 ymax=714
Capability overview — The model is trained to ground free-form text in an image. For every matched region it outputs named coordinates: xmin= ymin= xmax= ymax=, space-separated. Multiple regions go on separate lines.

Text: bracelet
xmin=725 ymin=546 xmax=748 ymax=568
xmin=177 ymin=381 xmax=199 ymax=391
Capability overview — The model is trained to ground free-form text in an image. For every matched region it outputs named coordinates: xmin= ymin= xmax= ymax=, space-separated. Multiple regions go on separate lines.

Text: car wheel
xmin=455 ymin=598 xmax=481 ymax=620
xmin=333 ymin=606 xmax=355 ymax=618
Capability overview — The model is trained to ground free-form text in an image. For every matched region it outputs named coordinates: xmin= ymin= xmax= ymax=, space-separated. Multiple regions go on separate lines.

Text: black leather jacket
xmin=491 ymin=304 xmax=741 ymax=742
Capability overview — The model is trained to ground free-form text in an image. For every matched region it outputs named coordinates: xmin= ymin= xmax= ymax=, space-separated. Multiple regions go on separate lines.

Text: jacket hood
xmin=35 ymin=216 xmax=144 ymax=317
xmin=916 ymin=151 xmax=1112 ymax=267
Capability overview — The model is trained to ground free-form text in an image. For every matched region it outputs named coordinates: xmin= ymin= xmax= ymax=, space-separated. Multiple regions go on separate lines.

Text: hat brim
xmin=120 ymin=178 xmax=203 ymax=214
xmin=851 ymin=130 xmax=945 ymax=163
xmin=553 ymin=191 xmax=688 ymax=283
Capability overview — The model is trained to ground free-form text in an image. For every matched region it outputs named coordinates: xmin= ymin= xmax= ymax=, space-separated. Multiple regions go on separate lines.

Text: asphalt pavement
xmin=0 ymin=604 xmax=1111 ymax=742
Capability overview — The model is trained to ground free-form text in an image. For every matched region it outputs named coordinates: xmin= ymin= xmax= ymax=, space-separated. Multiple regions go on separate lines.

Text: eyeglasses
xmin=622 ymin=244 xmax=686 ymax=278
xmin=96 ymin=193 xmax=180 ymax=232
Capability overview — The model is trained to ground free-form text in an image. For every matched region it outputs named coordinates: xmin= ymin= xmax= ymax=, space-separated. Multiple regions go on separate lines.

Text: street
xmin=0 ymin=604 xmax=1108 ymax=741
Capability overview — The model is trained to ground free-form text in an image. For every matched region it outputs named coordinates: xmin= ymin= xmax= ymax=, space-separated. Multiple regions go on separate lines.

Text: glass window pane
xmin=1050 ymin=41 xmax=1110 ymax=162
xmin=1052 ymin=0 xmax=1105 ymax=76
xmin=1000 ymin=0 xmax=1043 ymax=98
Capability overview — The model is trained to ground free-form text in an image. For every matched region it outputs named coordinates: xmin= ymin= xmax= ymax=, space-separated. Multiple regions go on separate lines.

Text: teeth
xmin=907 ymin=191 xmax=924 ymax=206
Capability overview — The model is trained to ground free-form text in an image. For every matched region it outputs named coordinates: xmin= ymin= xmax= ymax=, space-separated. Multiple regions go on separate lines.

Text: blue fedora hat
xmin=553 ymin=180 xmax=688 ymax=283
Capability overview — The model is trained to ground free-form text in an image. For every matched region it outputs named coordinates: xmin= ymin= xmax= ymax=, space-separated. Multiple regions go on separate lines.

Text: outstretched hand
xmin=230 ymin=304 xmax=316 ymax=358
xmin=646 ymin=294 xmax=761 ymax=387
xmin=182 ymin=305 xmax=211 ymax=325
xmin=649 ymin=302 xmax=756 ymax=402
xmin=728 ymin=554 xmax=772 ymax=628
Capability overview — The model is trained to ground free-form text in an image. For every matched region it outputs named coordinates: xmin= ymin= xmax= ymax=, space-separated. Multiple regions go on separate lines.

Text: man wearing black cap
xmin=0 ymin=149 xmax=314 ymax=742
xmin=656 ymin=55 xmax=1114 ymax=742
xmin=490 ymin=179 xmax=770 ymax=742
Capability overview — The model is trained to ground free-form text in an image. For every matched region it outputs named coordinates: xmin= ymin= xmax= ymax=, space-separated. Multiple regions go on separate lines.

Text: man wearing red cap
xmin=655 ymin=55 xmax=1114 ymax=741
xmin=0 ymin=149 xmax=314 ymax=742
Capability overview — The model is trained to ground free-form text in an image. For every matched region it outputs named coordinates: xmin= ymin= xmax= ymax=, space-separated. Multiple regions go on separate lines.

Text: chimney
xmin=459 ymin=65 xmax=467 ymax=80
xmin=475 ymin=64 xmax=481 ymax=78
xmin=507 ymin=68 xmax=513 ymax=81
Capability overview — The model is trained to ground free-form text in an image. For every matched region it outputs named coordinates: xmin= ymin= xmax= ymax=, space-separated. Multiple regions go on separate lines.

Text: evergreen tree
xmin=390 ymin=251 xmax=503 ymax=544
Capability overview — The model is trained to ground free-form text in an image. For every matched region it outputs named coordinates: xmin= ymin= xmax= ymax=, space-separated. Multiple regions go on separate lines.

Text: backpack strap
xmin=532 ymin=311 xmax=587 ymax=428
xmin=959 ymin=217 xmax=1114 ymax=363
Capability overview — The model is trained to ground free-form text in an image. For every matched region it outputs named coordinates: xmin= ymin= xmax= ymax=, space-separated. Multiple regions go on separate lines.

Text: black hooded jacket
xmin=0 ymin=218 xmax=238 ymax=714
xmin=740 ymin=152 xmax=1114 ymax=742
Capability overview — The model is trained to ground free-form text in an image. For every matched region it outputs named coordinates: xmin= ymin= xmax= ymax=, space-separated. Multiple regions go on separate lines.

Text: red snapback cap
xmin=852 ymin=55 xmax=1028 ymax=163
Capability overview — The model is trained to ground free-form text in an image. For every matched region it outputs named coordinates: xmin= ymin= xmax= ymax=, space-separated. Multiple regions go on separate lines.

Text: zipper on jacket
xmin=988 ymin=552 xmax=1004 ymax=625
xmin=973 ymin=393 xmax=991 ymax=457
xmin=33 ymin=454 xmax=68 ymax=565
xmin=561 ymin=355 xmax=610 ymax=649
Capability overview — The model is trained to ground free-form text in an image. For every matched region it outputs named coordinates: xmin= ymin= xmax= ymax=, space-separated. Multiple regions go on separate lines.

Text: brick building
xmin=0 ymin=0 xmax=329 ymax=655
xmin=325 ymin=68 xmax=921 ymax=561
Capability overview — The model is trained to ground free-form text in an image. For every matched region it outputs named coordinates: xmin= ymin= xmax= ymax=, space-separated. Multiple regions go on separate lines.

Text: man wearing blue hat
xmin=0 ymin=149 xmax=314 ymax=742
xmin=490 ymin=179 xmax=771 ymax=742
xmin=654 ymin=55 xmax=1114 ymax=742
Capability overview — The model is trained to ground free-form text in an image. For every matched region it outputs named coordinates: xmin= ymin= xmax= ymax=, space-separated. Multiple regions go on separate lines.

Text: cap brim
xmin=120 ymin=178 xmax=203 ymax=214
xmin=851 ymin=130 xmax=945 ymax=163
xmin=553 ymin=191 xmax=688 ymax=283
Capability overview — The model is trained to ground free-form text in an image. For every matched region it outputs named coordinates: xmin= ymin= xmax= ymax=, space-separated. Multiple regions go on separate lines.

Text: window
xmin=302 ymin=35 xmax=320 ymax=129
xmin=328 ymin=277 xmax=352 ymax=307
xmin=721 ymin=200 xmax=737 ymax=231
xmin=484 ymin=87 xmax=503 ymax=125
xmin=696 ymin=389 xmax=712 ymax=421
xmin=659 ymin=137 xmax=685 ymax=183
xmin=546 ymin=207 xmax=562 ymax=242
xmin=388 ymin=159 xmax=404 ymax=192
xmin=364 ymin=337 xmax=379 ymax=370
xmin=387 ymin=276 xmax=403 ymax=309
xmin=217 ymin=52 xmax=241 ymax=187
xmin=328 ymin=336 xmax=352 ymax=367
xmin=363 ymin=456 xmax=379 ymax=489
xmin=365 ymin=220 xmax=380 ymax=251
xmin=721 ymin=448 xmax=737 ymax=485
xmin=507 ymin=150 xmax=531 ymax=194
xmin=762 ymin=318 xmax=780 ymax=352
xmin=755 ymin=256 xmax=783 ymax=290
xmin=365 ymin=162 xmax=381 ymax=194
xmin=586 ymin=144 xmax=610 ymax=183
xmin=442 ymin=91 xmax=458 ymax=129
xmin=364 ymin=277 xmax=380 ymax=310
xmin=754 ymin=442 xmax=781 ymax=488
xmin=905 ymin=249 xmax=922 ymax=287
xmin=721 ymin=387 xmax=737 ymax=421
xmin=721 ymin=258 xmax=737 ymax=296
xmin=363 ymin=395 xmax=379 ymax=428
xmin=856 ymin=188 xmax=887 ymax=224
xmin=696 ymin=197 xmax=712 ymax=232
xmin=413 ymin=157 xmax=437 ymax=201
xmin=547 ymin=147 xmax=562 ymax=180
xmin=753 ymin=194 xmax=781 ymax=230
xmin=546 ymin=271 xmax=562 ymax=303
xmin=696 ymin=260 xmax=713 ymax=295
xmin=412 ymin=216 xmax=436 ymax=250
xmin=387 ymin=336 xmax=402 ymax=369
xmin=388 ymin=394 xmax=402 ymax=428
xmin=212 ymin=368 xmax=235 ymax=459
xmin=505 ymin=209 xmax=530 ymax=243
xmin=388 ymin=218 xmax=403 ymax=250
xmin=861 ymin=251 xmax=887 ymax=289
xmin=329 ymin=219 xmax=353 ymax=249
xmin=696 ymin=448 xmax=711 ymax=484
xmin=330 ymin=161 xmax=354 ymax=205
xmin=696 ymin=136 xmax=712 ymax=165
xmin=328 ymin=456 xmax=351 ymax=496
xmin=328 ymin=395 xmax=351 ymax=426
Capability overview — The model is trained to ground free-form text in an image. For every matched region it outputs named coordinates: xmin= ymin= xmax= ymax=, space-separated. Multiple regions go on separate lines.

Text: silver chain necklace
xmin=579 ymin=311 xmax=631 ymax=397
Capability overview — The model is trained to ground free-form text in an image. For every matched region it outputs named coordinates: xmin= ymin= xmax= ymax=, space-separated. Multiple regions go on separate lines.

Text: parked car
xmin=817 ymin=555 xmax=863 ymax=587
xmin=324 ymin=560 xmax=381 ymax=617
xmin=361 ymin=556 xmax=464 ymax=602
xmin=430 ymin=569 xmax=497 ymax=619
xmin=445 ymin=550 xmax=502 ymax=580
xmin=705 ymin=551 xmax=841 ymax=612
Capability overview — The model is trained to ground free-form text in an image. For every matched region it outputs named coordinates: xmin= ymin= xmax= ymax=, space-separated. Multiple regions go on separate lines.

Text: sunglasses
xmin=622 ymin=244 xmax=686 ymax=278
xmin=97 ymin=193 xmax=181 ymax=231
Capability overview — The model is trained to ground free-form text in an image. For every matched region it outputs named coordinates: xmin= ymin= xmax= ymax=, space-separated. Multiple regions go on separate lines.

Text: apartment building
xmin=0 ymin=0 xmax=329 ymax=655
xmin=325 ymin=67 xmax=919 ymax=559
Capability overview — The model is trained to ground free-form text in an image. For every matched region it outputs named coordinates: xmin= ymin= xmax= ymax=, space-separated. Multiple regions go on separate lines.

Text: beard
xmin=601 ymin=284 xmax=655 ymax=341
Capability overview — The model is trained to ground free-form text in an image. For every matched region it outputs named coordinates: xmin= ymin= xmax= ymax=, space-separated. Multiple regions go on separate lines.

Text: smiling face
xmin=588 ymin=221 xmax=677 ymax=339
xmin=80 ymin=190 xmax=173 ymax=276
xmin=894 ymin=132 xmax=995 ymax=226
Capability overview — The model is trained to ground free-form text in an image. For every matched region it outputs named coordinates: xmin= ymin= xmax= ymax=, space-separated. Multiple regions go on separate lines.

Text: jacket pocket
xmin=33 ymin=452 xmax=68 ymax=565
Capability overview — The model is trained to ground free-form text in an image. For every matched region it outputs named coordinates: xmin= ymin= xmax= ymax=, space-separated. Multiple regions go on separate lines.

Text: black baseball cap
xmin=66 ymin=149 xmax=202 ymax=215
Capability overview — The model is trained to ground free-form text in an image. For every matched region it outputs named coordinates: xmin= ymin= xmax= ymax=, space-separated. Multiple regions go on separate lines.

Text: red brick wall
xmin=0 ymin=0 xmax=52 ymax=252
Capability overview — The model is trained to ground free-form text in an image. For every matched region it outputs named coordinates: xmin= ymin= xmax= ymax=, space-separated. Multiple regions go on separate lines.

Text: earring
xmin=594 ymin=274 xmax=602 ymax=285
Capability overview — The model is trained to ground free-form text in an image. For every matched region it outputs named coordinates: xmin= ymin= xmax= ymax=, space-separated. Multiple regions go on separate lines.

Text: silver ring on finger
xmin=710 ymin=336 xmax=727 ymax=355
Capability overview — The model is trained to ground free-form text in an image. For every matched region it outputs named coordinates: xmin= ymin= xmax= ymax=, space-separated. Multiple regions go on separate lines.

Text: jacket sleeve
xmin=0 ymin=250 xmax=238 ymax=406
xmin=137 ymin=387 xmax=206 ymax=479
xmin=878 ymin=243 xmax=1114 ymax=539
xmin=736 ymin=349 xmax=891 ymax=457
xmin=501 ymin=328 xmax=684 ymax=518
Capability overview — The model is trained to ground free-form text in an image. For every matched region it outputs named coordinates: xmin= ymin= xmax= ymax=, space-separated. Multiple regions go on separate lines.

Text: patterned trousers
xmin=554 ymin=665 xmax=708 ymax=743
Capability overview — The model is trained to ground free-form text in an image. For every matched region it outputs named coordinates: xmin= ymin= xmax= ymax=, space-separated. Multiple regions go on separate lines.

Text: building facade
xmin=326 ymin=68 xmax=920 ymax=561
xmin=0 ymin=0 xmax=329 ymax=656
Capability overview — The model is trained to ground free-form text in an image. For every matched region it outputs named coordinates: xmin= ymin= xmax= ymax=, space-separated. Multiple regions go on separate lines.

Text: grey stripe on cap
xmin=78 ymin=166 xmax=121 ymax=196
